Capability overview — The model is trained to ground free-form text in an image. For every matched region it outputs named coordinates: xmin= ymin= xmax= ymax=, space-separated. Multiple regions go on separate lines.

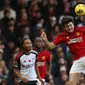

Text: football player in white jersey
xmin=13 ymin=37 xmax=44 ymax=85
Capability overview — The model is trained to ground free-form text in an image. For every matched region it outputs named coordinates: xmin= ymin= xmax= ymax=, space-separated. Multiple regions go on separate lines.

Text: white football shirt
xmin=14 ymin=50 xmax=38 ymax=81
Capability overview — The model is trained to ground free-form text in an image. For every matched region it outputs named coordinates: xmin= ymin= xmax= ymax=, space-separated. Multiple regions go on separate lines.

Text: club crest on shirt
xmin=76 ymin=32 xmax=80 ymax=36
xmin=42 ymin=56 xmax=45 ymax=60
xmin=66 ymin=36 xmax=69 ymax=39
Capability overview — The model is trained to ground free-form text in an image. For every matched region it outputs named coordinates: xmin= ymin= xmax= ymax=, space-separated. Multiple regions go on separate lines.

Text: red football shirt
xmin=53 ymin=26 xmax=85 ymax=60
xmin=37 ymin=50 xmax=51 ymax=79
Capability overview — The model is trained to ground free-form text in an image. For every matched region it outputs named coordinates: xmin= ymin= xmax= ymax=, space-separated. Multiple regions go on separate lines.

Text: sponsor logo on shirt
xmin=67 ymin=37 xmax=82 ymax=44
xmin=37 ymin=62 xmax=45 ymax=66
xmin=21 ymin=59 xmax=34 ymax=69
xmin=21 ymin=64 xmax=33 ymax=69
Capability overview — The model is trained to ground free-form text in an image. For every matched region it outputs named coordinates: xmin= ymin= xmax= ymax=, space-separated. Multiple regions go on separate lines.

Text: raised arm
xmin=41 ymin=32 xmax=56 ymax=50
xmin=41 ymin=32 xmax=65 ymax=50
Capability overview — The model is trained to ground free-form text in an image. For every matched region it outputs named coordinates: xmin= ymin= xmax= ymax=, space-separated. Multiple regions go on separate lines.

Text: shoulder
xmin=55 ymin=32 xmax=68 ymax=40
xmin=75 ymin=26 xmax=85 ymax=31
xmin=75 ymin=26 xmax=85 ymax=29
xmin=42 ymin=50 xmax=51 ymax=56
xmin=44 ymin=50 xmax=51 ymax=54
xmin=15 ymin=51 xmax=24 ymax=61
xmin=30 ymin=50 xmax=38 ymax=55
xmin=58 ymin=32 xmax=68 ymax=36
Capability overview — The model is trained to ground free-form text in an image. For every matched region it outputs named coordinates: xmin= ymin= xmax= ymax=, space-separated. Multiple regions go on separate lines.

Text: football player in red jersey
xmin=34 ymin=37 xmax=53 ymax=85
xmin=13 ymin=37 xmax=43 ymax=85
xmin=41 ymin=16 xmax=85 ymax=85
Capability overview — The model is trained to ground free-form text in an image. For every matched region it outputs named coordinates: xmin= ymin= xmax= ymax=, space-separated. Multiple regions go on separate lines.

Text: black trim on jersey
xmin=30 ymin=50 xmax=38 ymax=58
xmin=30 ymin=52 xmax=37 ymax=57
xmin=30 ymin=51 xmax=38 ymax=62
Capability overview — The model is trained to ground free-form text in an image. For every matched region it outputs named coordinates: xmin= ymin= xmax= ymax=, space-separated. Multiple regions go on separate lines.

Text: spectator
xmin=0 ymin=79 xmax=8 ymax=85
xmin=18 ymin=11 xmax=29 ymax=26
xmin=0 ymin=0 xmax=16 ymax=20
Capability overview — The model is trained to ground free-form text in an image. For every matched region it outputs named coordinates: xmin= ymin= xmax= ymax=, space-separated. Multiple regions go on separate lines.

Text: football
xmin=75 ymin=4 xmax=85 ymax=16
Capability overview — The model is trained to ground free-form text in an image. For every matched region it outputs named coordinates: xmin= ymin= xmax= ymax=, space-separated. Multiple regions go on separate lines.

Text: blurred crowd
xmin=0 ymin=0 xmax=85 ymax=85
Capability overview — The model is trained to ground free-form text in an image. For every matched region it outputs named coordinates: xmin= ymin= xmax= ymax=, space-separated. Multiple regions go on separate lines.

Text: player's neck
xmin=36 ymin=48 xmax=43 ymax=52
xmin=24 ymin=50 xmax=31 ymax=55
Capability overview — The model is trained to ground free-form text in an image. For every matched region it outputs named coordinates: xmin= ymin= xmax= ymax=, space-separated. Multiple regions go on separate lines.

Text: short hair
xmin=34 ymin=37 xmax=42 ymax=42
xmin=20 ymin=36 xmax=29 ymax=49
xmin=61 ymin=16 xmax=74 ymax=27
xmin=34 ymin=37 xmax=42 ymax=46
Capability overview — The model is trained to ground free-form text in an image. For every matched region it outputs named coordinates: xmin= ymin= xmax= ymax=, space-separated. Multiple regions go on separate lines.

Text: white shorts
xmin=70 ymin=56 xmax=85 ymax=74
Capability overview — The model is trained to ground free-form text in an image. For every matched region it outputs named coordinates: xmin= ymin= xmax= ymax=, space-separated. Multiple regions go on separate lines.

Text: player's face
xmin=35 ymin=40 xmax=42 ymax=48
xmin=23 ymin=39 xmax=32 ymax=51
xmin=64 ymin=22 xmax=74 ymax=33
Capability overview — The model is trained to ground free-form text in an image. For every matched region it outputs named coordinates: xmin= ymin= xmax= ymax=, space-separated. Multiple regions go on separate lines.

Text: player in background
xmin=41 ymin=16 xmax=85 ymax=85
xmin=34 ymin=37 xmax=53 ymax=85
xmin=13 ymin=37 xmax=43 ymax=85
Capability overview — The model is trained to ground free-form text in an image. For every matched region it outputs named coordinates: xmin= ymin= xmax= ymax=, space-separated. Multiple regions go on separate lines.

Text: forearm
xmin=47 ymin=55 xmax=53 ymax=75
xmin=44 ymin=40 xmax=56 ymax=50
xmin=41 ymin=32 xmax=56 ymax=49
xmin=35 ymin=63 xmax=41 ymax=79
xmin=13 ymin=68 xmax=23 ymax=80
xmin=35 ymin=63 xmax=44 ymax=84
xmin=14 ymin=68 xmax=29 ymax=83
xmin=47 ymin=63 xmax=52 ymax=75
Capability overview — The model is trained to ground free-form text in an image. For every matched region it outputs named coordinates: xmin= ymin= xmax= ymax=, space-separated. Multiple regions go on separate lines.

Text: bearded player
xmin=41 ymin=16 xmax=85 ymax=85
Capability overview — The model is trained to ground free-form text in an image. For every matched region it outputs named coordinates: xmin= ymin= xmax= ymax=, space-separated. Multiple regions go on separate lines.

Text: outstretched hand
xmin=41 ymin=32 xmax=48 ymax=42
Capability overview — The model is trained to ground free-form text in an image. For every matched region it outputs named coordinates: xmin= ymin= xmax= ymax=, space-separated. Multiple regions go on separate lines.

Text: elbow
xmin=49 ymin=43 xmax=56 ymax=50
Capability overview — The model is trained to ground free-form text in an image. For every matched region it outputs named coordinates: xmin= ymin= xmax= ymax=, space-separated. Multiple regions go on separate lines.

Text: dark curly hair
xmin=20 ymin=35 xmax=30 ymax=49
xmin=61 ymin=16 xmax=74 ymax=27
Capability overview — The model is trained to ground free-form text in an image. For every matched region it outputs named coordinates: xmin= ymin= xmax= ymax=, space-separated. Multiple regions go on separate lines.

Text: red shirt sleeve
xmin=15 ymin=51 xmax=23 ymax=61
xmin=76 ymin=26 xmax=85 ymax=32
xmin=14 ymin=51 xmax=24 ymax=68
xmin=53 ymin=33 xmax=66 ymax=45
